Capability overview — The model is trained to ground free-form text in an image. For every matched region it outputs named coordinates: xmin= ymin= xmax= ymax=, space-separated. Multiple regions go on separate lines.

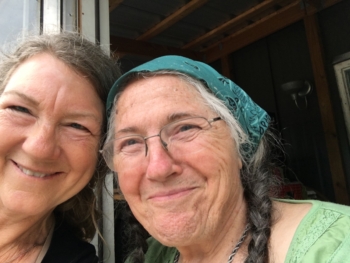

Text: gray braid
xmin=242 ymin=131 xmax=281 ymax=263
xmin=109 ymin=71 xmax=281 ymax=263
xmin=243 ymin=174 xmax=272 ymax=263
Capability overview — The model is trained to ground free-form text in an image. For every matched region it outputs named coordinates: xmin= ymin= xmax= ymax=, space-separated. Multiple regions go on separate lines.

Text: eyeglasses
xmin=100 ymin=116 xmax=222 ymax=171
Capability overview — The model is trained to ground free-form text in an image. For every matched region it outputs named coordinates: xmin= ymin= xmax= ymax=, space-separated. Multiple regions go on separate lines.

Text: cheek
xmin=116 ymin=166 xmax=143 ymax=197
xmin=74 ymin=144 xmax=99 ymax=168
xmin=186 ymin=136 xmax=242 ymax=188
xmin=67 ymin=141 xmax=100 ymax=186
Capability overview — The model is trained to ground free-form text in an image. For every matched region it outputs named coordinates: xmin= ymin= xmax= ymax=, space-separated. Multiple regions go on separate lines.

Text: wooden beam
xmin=202 ymin=0 xmax=343 ymax=63
xmin=109 ymin=0 xmax=123 ymax=13
xmin=306 ymin=0 xmax=324 ymax=9
xmin=183 ymin=0 xmax=290 ymax=50
xmin=221 ymin=56 xmax=232 ymax=79
xmin=304 ymin=14 xmax=349 ymax=205
xmin=110 ymin=35 xmax=202 ymax=60
xmin=203 ymin=1 xmax=301 ymax=63
xmin=137 ymin=0 xmax=209 ymax=41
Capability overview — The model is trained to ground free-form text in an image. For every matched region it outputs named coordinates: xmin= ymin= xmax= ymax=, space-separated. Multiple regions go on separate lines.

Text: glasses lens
xmin=101 ymin=140 xmax=115 ymax=171
xmin=102 ymin=117 xmax=217 ymax=171
xmin=162 ymin=117 xmax=211 ymax=145
xmin=103 ymin=135 xmax=146 ymax=170
xmin=115 ymin=135 xmax=145 ymax=155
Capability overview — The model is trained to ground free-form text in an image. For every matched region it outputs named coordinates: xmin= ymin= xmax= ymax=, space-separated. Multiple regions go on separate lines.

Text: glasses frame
xmin=100 ymin=116 xmax=222 ymax=170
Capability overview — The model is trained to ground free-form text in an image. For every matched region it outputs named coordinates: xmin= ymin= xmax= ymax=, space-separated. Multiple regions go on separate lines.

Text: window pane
xmin=0 ymin=0 xmax=40 ymax=46
xmin=345 ymin=68 xmax=350 ymax=94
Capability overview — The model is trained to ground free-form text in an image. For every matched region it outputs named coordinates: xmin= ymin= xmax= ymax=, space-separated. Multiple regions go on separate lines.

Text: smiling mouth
xmin=15 ymin=162 xmax=58 ymax=178
xmin=149 ymin=187 xmax=196 ymax=201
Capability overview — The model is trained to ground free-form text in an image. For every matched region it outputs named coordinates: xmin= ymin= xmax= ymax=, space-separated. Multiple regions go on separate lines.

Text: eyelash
xmin=7 ymin=105 xmax=95 ymax=135
xmin=8 ymin=105 xmax=31 ymax=114
xmin=68 ymin=123 xmax=90 ymax=132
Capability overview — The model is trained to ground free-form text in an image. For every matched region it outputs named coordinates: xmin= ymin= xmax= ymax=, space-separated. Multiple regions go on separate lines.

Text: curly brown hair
xmin=0 ymin=31 xmax=121 ymax=241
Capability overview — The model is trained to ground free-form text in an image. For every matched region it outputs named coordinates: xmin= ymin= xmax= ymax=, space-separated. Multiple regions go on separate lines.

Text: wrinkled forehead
xmin=111 ymin=77 xmax=215 ymax=136
xmin=115 ymin=73 xmax=206 ymax=114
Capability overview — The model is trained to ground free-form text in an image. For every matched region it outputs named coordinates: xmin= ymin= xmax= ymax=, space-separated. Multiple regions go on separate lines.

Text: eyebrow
xmin=3 ymin=90 xmax=102 ymax=123
xmin=116 ymin=112 xmax=196 ymax=135
xmin=2 ymin=90 xmax=39 ymax=106
xmin=116 ymin=126 xmax=139 ymax=135
xmin=64 ymin=113 xmax=103 ymax=124
xmin=167 ymin=112 xmax=194 ymax=122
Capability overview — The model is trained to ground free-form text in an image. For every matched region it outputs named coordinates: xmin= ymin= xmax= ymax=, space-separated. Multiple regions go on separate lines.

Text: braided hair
xmin=109 ymin=71 xmax=281 ymax=263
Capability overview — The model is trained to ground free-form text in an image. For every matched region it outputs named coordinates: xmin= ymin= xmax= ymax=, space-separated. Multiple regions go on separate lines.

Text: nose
xmin=22 ymin=123 xmax=60 ymax=160
xmin=145 ymin=137 xmax=181 ymax=181
xmin=144 ymin=133 xmax=167 ymax=156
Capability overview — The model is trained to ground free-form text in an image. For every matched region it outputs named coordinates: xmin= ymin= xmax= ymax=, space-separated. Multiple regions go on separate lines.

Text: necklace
xmin=173 ymin=224 xmax=250 ymax=263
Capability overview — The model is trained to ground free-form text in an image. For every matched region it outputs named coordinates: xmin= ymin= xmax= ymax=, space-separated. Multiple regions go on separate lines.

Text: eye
xmin=125 ymin=138 xmax=141 ymax=146
xmin=69 ymin=123 xmax=90 ymax=132
xmin=179 ymin=124 xmax=200 ymax=132
xmin=116 ymin=136 xmax=144 ymax=153
xmin=172 ymin=122 xmax=202 ymax=135
xmin=8 ymin=105 xmax=31 ymax=114
xmin=166 ymin=120 xmax=204 ymax=143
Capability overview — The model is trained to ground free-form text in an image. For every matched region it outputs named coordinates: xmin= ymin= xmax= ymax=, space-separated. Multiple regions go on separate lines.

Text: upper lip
xmin=13 ymin=160 xmax=61 ymax=176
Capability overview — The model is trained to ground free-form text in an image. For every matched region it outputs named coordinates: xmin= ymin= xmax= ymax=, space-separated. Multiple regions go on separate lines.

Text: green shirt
xmin=127 ymin=200 xmax=350 ymax=263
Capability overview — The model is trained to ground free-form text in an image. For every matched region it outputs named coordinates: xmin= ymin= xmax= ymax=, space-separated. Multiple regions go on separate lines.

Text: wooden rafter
xmin=110 ymin=35 xmax=202 ymax=60
xmin=183 ymin=0 xmax=291 ymax=50
xmin=109 ymin=0 xmax=123 ymax=13
xmin=110 ymin=0 xmax=343 ymax=63
xmin=220 ymin=56 xmax=232 ymax=79
xmin=202 ymin=0 xmax=342 ymax=63
xmin=305 ymin=0 xmax=324 ymax=9
xmin=137 ymin=0 xmax=209 ymax=41
xmin=304 ymin=14 xmax=349 ymax=205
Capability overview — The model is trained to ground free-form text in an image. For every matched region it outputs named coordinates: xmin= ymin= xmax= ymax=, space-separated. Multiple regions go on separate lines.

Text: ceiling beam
xmin=202 ymin=0 xmax=343 ymax=63
xmin=305 ymin=0 xmax=324 ymax=10
xmin=183 ymin=0 xmax=291 ymax=50
xmin=304 ymin=13 xmax=349 ymax=205
xmin=137 ymin=0 xmax=209 ymax=41
xmin=109 ymin=0 xmax=123 ymax=13
xmin=110 ymin=35 xmax=202 ymax=60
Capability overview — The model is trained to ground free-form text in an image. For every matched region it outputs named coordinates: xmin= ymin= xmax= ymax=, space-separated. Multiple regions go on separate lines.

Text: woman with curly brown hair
xmin=0 ymin=32 xmax=120 ymax=262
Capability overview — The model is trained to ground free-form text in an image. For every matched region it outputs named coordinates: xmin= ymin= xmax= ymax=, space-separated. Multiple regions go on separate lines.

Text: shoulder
xmin=283 ymin=199 xmax=350 ymax=263
xmin=276 ymin=198 xmax=350 ymax=214
xmin=144 ymin=237 xmax=177 ymax=263
xmin=270 ymin=199 xmax=313 ymax=262
xmin=42 ymin=220 xmax=98 ymax=263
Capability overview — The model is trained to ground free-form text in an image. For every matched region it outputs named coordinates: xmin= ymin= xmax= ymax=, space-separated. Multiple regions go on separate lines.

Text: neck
xmin=0 ymin=210 xmax=54 ymax=261
xmin=176 ymin=195 xmax=249 ymax=263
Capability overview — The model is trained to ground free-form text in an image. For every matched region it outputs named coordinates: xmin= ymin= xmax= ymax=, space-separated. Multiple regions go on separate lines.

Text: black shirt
xmin=42 ymin=221 xmax=98 ymax=263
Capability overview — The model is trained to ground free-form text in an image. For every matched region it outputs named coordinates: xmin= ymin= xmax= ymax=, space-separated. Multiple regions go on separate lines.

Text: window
xmin=0 ymin=0 xmax=40 ymax=46
xmin=334 ymin=51 xmax=350 ymax=146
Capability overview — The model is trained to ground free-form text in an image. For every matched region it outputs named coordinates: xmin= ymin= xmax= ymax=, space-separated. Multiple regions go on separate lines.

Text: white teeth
xmin=19 ymin=166 xmax=48 ymax=178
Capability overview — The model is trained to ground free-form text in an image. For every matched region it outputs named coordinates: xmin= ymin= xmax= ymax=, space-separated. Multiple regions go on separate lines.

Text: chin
xmin=2 ymin=193 xmax=52 ymax=217
xmin=150 ymin=212 xmax=200 ymax=246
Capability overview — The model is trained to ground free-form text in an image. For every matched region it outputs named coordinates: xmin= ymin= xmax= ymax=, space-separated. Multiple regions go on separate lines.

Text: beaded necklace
xmin=173 ymin=224 xmax=250 ymax=263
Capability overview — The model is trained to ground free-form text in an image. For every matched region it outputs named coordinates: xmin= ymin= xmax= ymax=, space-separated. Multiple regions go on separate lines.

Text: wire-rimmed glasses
xmin=100 ymin=116 xmax=222 ymax=171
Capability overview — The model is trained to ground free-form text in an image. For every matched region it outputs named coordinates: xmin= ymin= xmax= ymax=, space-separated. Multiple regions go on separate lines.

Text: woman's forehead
xmin=118 ymin=76 xmax=200 ymax=106
xmin=115 ymin=76 xmax=210 ymax=124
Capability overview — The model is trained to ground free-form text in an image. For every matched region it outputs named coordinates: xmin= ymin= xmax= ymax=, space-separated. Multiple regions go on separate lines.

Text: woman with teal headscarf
xmin=102 ymin=56 xmax=350 ymax=263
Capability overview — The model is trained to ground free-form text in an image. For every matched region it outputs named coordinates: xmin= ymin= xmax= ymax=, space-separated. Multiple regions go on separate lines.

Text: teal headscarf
xmin=107 ymin=55 xmax=270 ymax=155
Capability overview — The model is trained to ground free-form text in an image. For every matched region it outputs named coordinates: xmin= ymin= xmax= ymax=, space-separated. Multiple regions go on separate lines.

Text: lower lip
xmin=150 ymin=188 xmax=195 ymax=202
